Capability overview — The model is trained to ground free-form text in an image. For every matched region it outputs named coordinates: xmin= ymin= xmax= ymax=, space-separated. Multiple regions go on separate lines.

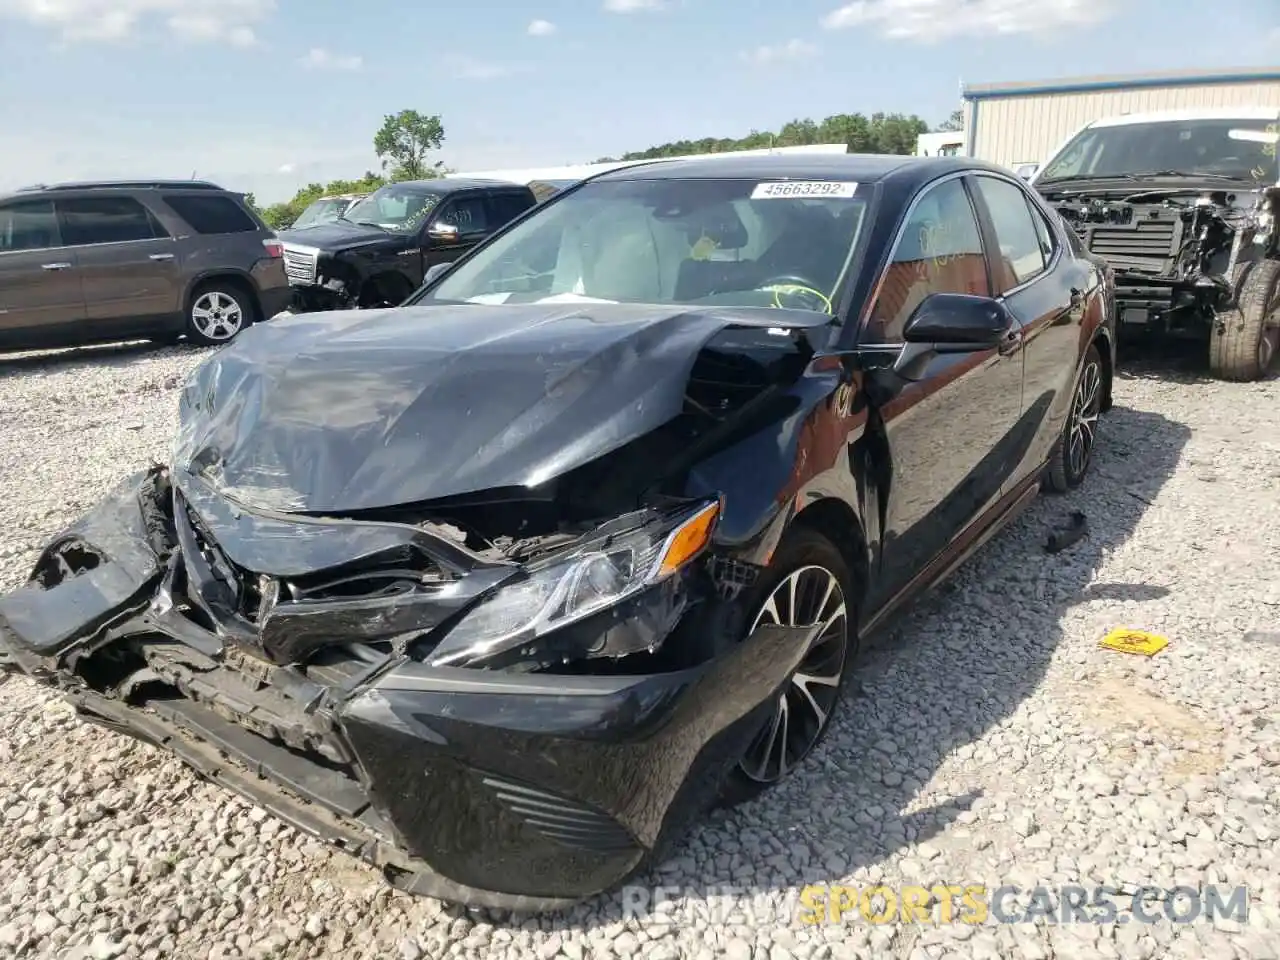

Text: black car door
xmin=422 ymin=194 xmax=491 ymax=276
xmin=857 ymin=173 xmax=1027 ymax=612
xmin=968 ymin=173 xmax=1091 ymax=487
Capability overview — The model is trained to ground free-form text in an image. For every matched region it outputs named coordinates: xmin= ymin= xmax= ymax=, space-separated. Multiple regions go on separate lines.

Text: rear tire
xmin=1209 ymin=259 xmax=1280 ymax=382
xmin=1045 ymin=342 xmax=1104 ymax=493
xmin=186 ymin=280 xmax=255 ymax=347
xmin=718 ymin=526 xmax=857 ymax=809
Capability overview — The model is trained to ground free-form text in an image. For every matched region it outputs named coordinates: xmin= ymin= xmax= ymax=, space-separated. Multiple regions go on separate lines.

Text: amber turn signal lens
xmin=654 ymin=501 xmax=721 ymax=579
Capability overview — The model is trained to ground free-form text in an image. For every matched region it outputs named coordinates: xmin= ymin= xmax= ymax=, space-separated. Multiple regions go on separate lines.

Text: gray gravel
xmin=1 ymin=340 xmax=1279 ymax=960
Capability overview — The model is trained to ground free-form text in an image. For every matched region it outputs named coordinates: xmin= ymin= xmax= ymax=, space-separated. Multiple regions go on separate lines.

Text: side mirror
xmin=423 ymin=263 xmax=450 ymax=286
xmin=427 ymin=222 xmax=460 ymax=243
xmin=903 ymin=293 xmax=1012 ymax=348
xmin=1015 ymin=163 xmax=1039 ymax=181
xmin=893 ymin=293 xmax=1015 ymax=381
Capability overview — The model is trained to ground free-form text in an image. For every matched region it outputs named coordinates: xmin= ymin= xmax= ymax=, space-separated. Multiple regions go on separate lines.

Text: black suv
xmin=276 ymin=178 xmax=537 ymax=313
xmin=0 ymin=180 xmax=290 ymax=351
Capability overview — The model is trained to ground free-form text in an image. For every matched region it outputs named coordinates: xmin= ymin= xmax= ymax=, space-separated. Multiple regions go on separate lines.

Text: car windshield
xmin=421 ymin=177 xmax=868 ymax=313
xmin=1038 ymin=117 xmax=1280 ymax=184
xmin=291 ymin=197 xmax=354 ymax=229
xmin=342 ymin=185 xmax=441 ymax=234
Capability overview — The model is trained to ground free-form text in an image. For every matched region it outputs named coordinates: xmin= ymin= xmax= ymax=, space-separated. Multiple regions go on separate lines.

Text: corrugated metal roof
xmin=963 ymin=67 xmax=1280 ymax=101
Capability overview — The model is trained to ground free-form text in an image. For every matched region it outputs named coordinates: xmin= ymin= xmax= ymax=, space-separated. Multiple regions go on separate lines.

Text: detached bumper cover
xmin=0 ymin=471 xmax=806 ymax=910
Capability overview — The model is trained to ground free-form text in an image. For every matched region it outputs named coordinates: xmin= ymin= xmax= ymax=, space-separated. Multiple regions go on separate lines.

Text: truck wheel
xmin=1209 ymin=260 xmax=1280 ymax=382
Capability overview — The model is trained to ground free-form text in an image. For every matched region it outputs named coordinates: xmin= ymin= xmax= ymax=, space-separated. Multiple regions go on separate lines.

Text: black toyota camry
xmin=0 ymin=155 xmax=1116 ymax=911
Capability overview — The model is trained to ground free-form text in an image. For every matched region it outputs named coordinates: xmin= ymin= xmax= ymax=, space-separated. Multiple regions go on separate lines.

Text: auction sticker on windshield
xmin=751 ymin=181 xmax=858 ymax=199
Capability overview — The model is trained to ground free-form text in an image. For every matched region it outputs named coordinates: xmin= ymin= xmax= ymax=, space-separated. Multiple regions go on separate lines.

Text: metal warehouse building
xmin=962 ymin=67 xmax=1280 ymax=170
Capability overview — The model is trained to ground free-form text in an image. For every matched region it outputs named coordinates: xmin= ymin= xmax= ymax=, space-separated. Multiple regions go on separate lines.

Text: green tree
xmin=609 ymin=109 xmax=933 ymax=162
xmin=259 ymin=172 xmax=388 ymax=230
xmin=937 ymin=108 xmax=965 ymax=132
xmin=374 ymin=109 xmax=446 ymax=181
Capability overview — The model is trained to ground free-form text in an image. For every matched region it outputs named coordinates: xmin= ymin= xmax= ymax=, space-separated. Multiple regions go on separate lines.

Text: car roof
xmin=9 ymin=179 xmax=225 ymax=194
xmin=589 ymin=153 xmax=1010 ymax=188
xmin=1086 ymin=106 xmax=1280 ymax=128
xmin=391 ymin=177 xmax=531 ymax=194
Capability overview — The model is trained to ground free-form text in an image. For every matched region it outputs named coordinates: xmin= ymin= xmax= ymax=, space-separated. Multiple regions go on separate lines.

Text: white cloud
xmin=527 ymin=18 xmax=556 ymax=36
xmin=741 ymin=38 xmax=819 ymax=65
xmin=298 ymin=47 xmax=363 ymax=71
xmin=0 ymin=0 xmax=275 ymax=46
xmin=277 ymin=163 xmax=295 ymax=174
xmin=603 ymin=0 xmax=664 ymax=12
xmin=820 ymin=0 xmax=1117 ymax=41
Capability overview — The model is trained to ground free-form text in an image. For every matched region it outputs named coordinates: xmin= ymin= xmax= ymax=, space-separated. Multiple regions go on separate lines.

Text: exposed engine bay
xmin=1047 ymin=183 xmax=1279 ymax=335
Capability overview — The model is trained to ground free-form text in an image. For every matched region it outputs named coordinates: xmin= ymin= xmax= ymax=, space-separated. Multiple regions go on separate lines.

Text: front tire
xmin=719 ymin=527 xmax=857 ymax=808
xmin=1209 ymin=260 xmax=1280 ymax=382
xmin=186 ymin=281 xmax=253 ymax=347
xmin=1045 ymin=342 xmax=1104 ymax=493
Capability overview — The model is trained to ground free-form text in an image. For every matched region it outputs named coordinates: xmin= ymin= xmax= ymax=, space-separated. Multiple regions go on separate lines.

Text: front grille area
xmin=282 ymin=245 xmax=318 ymax=285
xmin=1081 ymin=210 xmax=1181 ymax=274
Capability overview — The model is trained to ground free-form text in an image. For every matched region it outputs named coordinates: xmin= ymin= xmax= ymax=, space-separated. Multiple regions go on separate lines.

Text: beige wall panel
xmin=969 ymin=81 xmax=1280 ymax=168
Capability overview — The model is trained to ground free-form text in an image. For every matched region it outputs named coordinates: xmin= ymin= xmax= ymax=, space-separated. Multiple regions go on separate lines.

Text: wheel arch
xmin=1092 ymin=325 xmax=1115 ymax=412
xmin=184 ymin=269 xmax=262 ymax=322
xmin=360 ymin=270 xmax=416 ymax=308
xmin=788 ymin=497 xmax=870 ymax=613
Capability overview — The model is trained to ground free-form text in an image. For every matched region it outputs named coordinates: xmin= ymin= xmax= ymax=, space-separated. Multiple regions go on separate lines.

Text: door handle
xmin=41 ymin=262 xmax=72 ymax=271
xmin=149 ymin=253 xmax=175 ymax=261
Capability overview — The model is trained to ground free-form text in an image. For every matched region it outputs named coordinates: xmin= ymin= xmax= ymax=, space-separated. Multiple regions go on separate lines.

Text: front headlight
xmin=427 ymin=501 xmax=721 ymax=667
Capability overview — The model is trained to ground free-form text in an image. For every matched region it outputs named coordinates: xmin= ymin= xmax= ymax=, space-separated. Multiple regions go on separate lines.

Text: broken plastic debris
xmin=1045 ymin=511 xmax=1088 ymax=553
xmin=1099 ymin=628 xmax=1169 ymax=657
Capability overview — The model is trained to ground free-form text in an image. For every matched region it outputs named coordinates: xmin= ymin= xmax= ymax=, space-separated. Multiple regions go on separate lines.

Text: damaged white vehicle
xmin=1032 ymin=107 xmax=1280 ymax=380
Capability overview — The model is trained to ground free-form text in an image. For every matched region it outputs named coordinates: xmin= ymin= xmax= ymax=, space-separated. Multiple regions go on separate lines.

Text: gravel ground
xmin=0 ymin=339 xmax=1278 ymax=960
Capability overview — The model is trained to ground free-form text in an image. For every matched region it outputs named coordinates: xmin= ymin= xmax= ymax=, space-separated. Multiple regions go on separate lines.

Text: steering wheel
xmin=758 ymin=276 xmax=833 ymax=314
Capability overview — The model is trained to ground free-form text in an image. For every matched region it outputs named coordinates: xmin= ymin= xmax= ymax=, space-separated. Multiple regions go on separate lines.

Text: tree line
xmin=249 ymin=109 xmax=449 ymax=229
xmin=249 ymin=106 xmax=964 ymax=229
xmin=597 ymin=109 xmax=963 ymax=162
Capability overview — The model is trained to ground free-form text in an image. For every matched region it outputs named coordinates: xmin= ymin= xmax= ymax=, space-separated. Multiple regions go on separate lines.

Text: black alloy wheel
xmin=720 ymin=528 xmax=855 ymax=806
xmin=1045 ymin=342 xmax=1104 ymax=492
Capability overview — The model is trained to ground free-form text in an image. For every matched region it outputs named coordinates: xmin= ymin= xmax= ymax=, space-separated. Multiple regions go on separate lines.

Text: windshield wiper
xmin=1129 ymin=170 xmax=1252 ymax=182
xmin=1036 ymin=173 xmax=1143 ymax=185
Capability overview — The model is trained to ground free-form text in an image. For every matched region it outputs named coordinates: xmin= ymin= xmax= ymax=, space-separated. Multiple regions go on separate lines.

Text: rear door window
xmin=57 ymin=196 xmax=165 ymax=246
xmin=0 ymin=200 xmax=62 ymax=251
xmin=487 ymin=192 xmax=534 ymax=227
xmin=163 ymin=194 xmax=260 ymax=234
xmin=973 ymin=175 xmax=1049 ymax=292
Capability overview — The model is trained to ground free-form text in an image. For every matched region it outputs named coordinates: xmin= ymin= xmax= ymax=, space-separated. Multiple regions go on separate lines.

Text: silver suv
xmin=0 ymin=180 xmax=290 ymax=351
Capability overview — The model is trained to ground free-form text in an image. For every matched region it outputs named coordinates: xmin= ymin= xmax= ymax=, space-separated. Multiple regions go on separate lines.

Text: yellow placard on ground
xmin=1099 ymin=628 xmax=1169 ymax=657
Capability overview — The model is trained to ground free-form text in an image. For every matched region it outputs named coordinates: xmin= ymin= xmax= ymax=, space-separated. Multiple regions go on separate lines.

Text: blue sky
xmin=1 ymin=0 xmax=1277 ymax=203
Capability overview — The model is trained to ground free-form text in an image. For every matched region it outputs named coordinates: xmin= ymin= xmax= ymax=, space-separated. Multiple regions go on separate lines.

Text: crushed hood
xmin=277 ymin=220 xmax=390 ymax=250
xmin=173 ymin=302 xmax=832 ymax=514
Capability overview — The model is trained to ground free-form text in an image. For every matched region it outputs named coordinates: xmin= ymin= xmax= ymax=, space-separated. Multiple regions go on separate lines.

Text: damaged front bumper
xmin=0 ymin=468 xmax=805 ymax=911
